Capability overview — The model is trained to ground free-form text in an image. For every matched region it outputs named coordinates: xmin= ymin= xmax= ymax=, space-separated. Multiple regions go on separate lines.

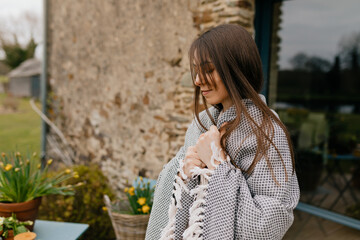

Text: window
xmin=256 ymin=0 xmax=360 ymax=235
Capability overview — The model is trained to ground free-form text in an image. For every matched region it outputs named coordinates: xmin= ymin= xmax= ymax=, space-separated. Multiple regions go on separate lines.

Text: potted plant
xmin=0 ymin=213 xmax=33 ymax=240
xmin=0 ymin=152 xmax=76 ymax=230
xmin=104 ymin=177 xmax=155 ymax=240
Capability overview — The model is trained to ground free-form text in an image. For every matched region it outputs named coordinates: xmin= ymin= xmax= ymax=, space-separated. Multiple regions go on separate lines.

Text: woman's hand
xmin=180 ymin=146 xmax=206 ymax=179
xmin=195 ymin=125 xmax=225 ymax=170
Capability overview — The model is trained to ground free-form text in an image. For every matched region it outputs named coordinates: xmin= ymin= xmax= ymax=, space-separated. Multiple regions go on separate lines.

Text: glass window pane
xmin=270 ymin=0 xmax=360 ymax=224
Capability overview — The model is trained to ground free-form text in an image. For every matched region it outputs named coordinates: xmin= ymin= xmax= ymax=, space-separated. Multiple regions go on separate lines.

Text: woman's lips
xmin=201 ymin=90 xmax=212 ymax=96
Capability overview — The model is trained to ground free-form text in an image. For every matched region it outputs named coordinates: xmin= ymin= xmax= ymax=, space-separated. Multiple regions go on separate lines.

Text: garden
xmin=0 ymin=94 xmax=155 ymax=240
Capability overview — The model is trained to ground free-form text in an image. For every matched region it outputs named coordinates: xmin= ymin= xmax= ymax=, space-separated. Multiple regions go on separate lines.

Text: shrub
xmin=38 ymin=164 xmax=116 ymax=240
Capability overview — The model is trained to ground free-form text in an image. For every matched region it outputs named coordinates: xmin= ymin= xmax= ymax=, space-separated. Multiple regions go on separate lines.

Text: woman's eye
xmin=202 ymin=63 xmax=215 ymax=74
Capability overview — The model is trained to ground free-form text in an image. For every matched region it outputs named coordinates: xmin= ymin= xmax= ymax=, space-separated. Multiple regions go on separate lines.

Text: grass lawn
xmin=0 ymin=93 xmax=42 ymax=155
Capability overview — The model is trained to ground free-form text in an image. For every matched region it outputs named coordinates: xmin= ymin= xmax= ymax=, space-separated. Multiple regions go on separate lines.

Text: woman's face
xmin=193 ymin=61 xmax=232 ymax=110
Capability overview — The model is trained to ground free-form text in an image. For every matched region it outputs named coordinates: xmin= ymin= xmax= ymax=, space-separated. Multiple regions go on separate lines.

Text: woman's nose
xmin=194 ymin=74 xmax=202 ymax=86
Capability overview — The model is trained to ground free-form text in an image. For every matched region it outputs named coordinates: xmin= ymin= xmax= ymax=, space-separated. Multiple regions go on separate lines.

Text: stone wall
xmin=46 ymin=0 xmax=255 ymax=196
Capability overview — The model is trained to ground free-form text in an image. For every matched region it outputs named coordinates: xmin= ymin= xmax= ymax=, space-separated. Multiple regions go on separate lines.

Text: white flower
xmin=0 ymin=217 xmax=4 ymax=225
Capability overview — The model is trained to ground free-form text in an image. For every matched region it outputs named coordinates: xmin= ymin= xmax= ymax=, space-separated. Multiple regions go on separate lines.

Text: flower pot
xmin=14 ymin=232 xmax=37 ymax=240
xmin=0 ymin=198 xmax=41 ymax=231
xmin=110 ymin=213 xmax=149 ymax=240
xmin=0 ymin=229 xmax=14 ymax=240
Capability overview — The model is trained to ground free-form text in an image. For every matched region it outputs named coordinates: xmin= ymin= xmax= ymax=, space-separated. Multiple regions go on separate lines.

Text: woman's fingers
xmin=186 ymin=146 xmax=197 ymax=154
xmin=185 ymin=157 xmax=203 ymax=166
xmin=183 ymin=153 xmax=206 ymax=178
xmin=209 ymin=125 xmax=218 ymax=133
xmin=186 ymin=147 xmax=200 ymax=160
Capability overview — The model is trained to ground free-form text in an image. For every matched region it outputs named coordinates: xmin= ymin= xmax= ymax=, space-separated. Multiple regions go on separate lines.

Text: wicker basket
xmin=104 ymin=195 xmax=150 ymax=240
xmin=111 ymin=212 xmax=149 ymax=239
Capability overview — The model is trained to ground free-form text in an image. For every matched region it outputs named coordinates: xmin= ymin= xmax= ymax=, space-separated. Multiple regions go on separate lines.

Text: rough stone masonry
xmin=46 ymin=0 xmax=255 ymax=196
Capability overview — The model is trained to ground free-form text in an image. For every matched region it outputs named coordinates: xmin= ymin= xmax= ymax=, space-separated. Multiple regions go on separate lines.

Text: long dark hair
xmin=189 ymin=24 xmax=295 ymax=184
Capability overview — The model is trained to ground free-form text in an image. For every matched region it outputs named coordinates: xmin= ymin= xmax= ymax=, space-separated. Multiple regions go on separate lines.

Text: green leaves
xmin=0 ymin=152 xmax=75 ymax=203
xmin=15 ymin=225 xmax=28 ymax=235
xmin=1 ymin=37 xmax=37 ymax=69
xmin=0 ymin=213 xmax=32 ymax=237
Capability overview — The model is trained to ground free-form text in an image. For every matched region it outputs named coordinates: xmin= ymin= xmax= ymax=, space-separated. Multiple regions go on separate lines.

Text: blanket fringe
xmin=160 ymin=142 xmax=228 ymax=240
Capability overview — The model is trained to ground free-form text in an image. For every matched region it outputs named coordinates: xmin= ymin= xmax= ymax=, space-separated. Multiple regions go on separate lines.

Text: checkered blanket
xmin=145 ymin=95 xmax=300 ymax=240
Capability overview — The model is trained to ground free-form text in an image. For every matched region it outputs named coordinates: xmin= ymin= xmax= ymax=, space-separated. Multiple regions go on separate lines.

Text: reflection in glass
xmin=269 ymin=0 xmax=360 ymax=224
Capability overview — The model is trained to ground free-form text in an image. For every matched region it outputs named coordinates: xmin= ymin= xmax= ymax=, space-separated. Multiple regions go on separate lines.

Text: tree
xmin=0 ymin=11 xmax=40 ymax=69
xmin=338 ymin=31 xmax=360 ymax=71
xmin=289 ymin=52 xmax=331 ymax=72
xmin=1 ymin=37 xmax=37 ymax=69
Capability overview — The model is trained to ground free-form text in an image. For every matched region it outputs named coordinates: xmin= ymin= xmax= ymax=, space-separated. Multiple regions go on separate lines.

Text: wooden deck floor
xmin=284 ymin=210 xmax=360 ymax=240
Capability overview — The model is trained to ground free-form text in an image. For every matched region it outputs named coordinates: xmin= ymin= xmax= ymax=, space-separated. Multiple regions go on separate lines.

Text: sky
xmin=0 ymin=0 xmax=43 ymax=59
xmin=278 ymin=0 xmax=360 ymax=69
xmin=0 ymin=0 xmax=42 ymax=17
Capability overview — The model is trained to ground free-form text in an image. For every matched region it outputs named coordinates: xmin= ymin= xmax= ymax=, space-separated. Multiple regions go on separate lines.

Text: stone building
xmin=45 ymin=0 xmax=360 ymax=237
xmin=46 ymin=0 xmax=255 ymax=194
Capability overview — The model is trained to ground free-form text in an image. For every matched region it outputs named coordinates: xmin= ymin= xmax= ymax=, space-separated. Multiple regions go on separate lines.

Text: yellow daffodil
xmin=15 ymin=152 xmax=21 ymax=157
xmin=137 ymin=197 xmax=146 ymax=206
xmin=0 ymin=162 xmax=4 ymax=168
xmin=47 ymin=159 xmax=53 ymax=165
xmin=128 ymin=187 xmax=135 ymax=196
xmin=65 ymin=169 xmax=71 ymax=174
xmin=124 ymin=187 xmax=129 ymax=193
xmin=139 ymin=176 xmax=143 ymax=182
xmin=102 ymin=206 xmax=108 ymax=212
xmin=37 ymin=164 xmax=41 ymax=169
xmin=14 ymin=168 xmax=20 ymax=172
xmin=4 ymin=164 xmax=12 ymax=171
xmin=1 ymin=152 xmax=5 ymax=157
xmin=142 ymin=205 xmax=150 ymax=214
xmin=71 ymin=171 xmax=79 ymax=178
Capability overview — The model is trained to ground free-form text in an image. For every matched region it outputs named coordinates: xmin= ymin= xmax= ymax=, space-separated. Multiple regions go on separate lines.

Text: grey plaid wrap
xmin=145 ymin=95 xmax=300 ymax=240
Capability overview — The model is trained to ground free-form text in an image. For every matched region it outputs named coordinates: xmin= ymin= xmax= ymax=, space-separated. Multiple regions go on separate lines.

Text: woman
xmin=145 ymin=24 xmax=299 ymax=240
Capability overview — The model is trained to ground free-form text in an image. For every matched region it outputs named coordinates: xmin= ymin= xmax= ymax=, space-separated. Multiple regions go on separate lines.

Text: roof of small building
xmin=8 ymin=58 xmax=41 ymax=78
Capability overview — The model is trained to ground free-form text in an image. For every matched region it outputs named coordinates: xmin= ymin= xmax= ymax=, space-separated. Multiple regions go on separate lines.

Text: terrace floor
xmin=284 ymin=210 xmax=360 ymax=240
